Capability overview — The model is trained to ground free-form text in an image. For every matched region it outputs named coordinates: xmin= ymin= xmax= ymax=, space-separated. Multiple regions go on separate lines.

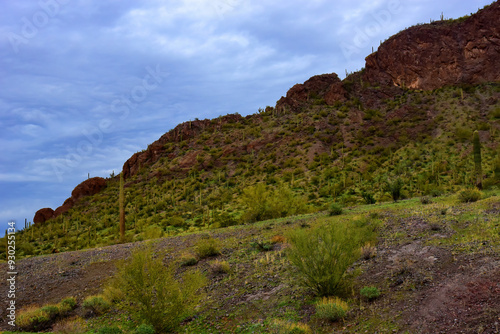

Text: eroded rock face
xmin=33 ymin=208 xmax=54 ymax=225
xmin=35 ymin=177 xmax=108 ymax=223
xmin=276 ymin=73 xmax=347 ymax=112
xmin=364 ymin=1 xmax=500 ymax=90
xmin=54 ymin=197 xmax=75 ymax=217
xmin=71 ymin=177 xmax=107 ymax=201
xmin=122 ymin=114 xmax=244 ymax=179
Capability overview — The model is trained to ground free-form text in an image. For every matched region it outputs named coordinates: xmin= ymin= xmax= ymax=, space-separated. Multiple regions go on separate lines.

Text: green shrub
xmin=180 ymin=253 xmax=198 ymax=267
xmin=134 ymin=324 xmax=155 ymax=334
xmin=16 ymin=306 xmax=51 ymax=331
xmin=420 ymin=196 xmax=432 ymax=205
xmin=385 ymin=178 xmax=404 ymax=202
xmin=240 ymin=183 xmax=309 ymax=223
xmin=250 ymin=239 xmax=273 ymax=251
xmin=144 ymin=225 xmax=163 ymax=239
xmin=287 ymin=221 xmax=369 ymax=296
xmin=328 ymin=203 xmax=343 ymax=216
xmin=455 ymin=127 xmax=472 ymax=142
xmin=82 ymin=295 xmax=110 ymax=317
xmin=58 ymin=296 xmax=77 ymax=315
xmin=60 ymin=297 xmax=77 ymax=310
xmin=360 ymin=242 xmax=377 ymax=260
xmin=210 ymin=260 xmax=231 ymax=274
xmin=360 ymin=286 xmax=381 ymax=300
xmin=361 ymin=192 xmax=376 ymax=205
xmin=458 ymin=188 xmax=482 ymax=203
xmin=315 ymin=297 xmax=349 ymax=321
xmin=164 ymin=216 xmax=186 ymax=228
xmin=195 ymin=237 xmax=220 ymax=259
xmin=111 ymin=246 xmax=206 ymax=333
xmin=213 ymin=211 xmax=237 ymax=228
xmin=40 ymin=305 xmax=59 ymax=320
xmin=490 ymin=106 xmax=500 ymax=119
xmin=97 ymin=326 xmax=123 ymax=334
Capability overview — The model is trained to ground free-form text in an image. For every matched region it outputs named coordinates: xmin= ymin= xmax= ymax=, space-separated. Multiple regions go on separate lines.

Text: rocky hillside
xmin=364 ymin=1 xmax=500 ymax=90
xmin=22 ymin=1 xmax=500 ymax=254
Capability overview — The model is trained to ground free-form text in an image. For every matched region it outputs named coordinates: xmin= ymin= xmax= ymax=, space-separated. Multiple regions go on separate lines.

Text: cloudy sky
xmin=0 ymin=0 xmax=493 ymax=235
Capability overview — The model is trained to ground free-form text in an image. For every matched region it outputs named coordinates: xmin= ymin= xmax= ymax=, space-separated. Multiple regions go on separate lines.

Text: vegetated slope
xmin=15 ymin=81 xmax=500 ymax=257
xmin=0 ymin=193 xmax=499 ymax=333
xmin=8 ymin=1 xmax=500 ymax=258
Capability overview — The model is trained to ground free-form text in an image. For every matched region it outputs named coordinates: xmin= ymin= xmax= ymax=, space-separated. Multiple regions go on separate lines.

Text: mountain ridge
xmin=32 ymin=1 xmax=500 ymax=227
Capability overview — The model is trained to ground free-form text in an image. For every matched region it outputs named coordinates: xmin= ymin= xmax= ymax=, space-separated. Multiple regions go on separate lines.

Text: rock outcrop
xmin=122 ymin=113 xmax=243 ymax=179
xmin=276 ymin=73 xmax=347 ymax=113
xmin=53 ymin=197 xmax=75 ymax=217
xmin=364 ymin=1 xmax=500 ymax=90
xmin=34 ymin=177 xmax=107 ymax=224
xmin=33 ymin=208 xmax=54 ymax=225
xmin=71 ymin=177 xmax=107 ymax=201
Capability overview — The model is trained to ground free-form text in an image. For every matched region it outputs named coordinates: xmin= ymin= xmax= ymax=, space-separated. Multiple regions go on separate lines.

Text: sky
xmin=0 ymin=0 xmax=493 ymax=235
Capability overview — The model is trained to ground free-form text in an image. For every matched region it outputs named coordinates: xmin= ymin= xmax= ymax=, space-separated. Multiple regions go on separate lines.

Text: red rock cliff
xmin=34 ymin=177 xmax=107 ymax=224
xmin=364 ymin=1 xmax=500 ymax=90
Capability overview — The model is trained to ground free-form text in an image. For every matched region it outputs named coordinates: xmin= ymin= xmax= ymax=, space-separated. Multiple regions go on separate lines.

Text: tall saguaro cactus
xmin=473 ymin=130 xmax=482 ymax=190
xmin=119 ymin=173 xmax=125 ymax=241
xmin=494 ymin=147 xmax=500 ymax=181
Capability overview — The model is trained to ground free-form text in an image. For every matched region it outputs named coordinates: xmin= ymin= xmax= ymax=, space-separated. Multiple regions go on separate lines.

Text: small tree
xmin=119 ymin=173 xmax=125 ymax=242
xmin=112 ymin=247 xmax=206 ymax=332
xmin=287 ymin=222 xmax=368 ymax=296
xmin=473 ymin=130 xmax=482 ymax=189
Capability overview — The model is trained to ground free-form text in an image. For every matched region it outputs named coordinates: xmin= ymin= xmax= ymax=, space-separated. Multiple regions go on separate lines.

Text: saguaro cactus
xmin=494 ymin=147 xmax=500 ymax=181
xmin=473 ymin=130 xmax=482 ymax=190
xmin=120 ymin=173 xmax=125 ymax=241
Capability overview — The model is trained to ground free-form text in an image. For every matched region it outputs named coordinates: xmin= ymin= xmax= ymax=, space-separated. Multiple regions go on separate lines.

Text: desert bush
xmin=455 ymin=127 xmax=472 ymax=142
xmin=287 ymin=221 xmax=370 ymax=296
xmin=180 ymin=253 xmax=198 ymax=267
xmin=195 ymin=236 xmax=220 ymax=259
xmin=491 ymin=106 xmax=500 ymax=119
xmin=361 ymin=191 xmax=376 ymax=204
xmin=164 ymin=216 xmax=186 ymax=228
xmin=420 ymin=196 xmax=432 ymax=204
xmin=134 ymin=324 xmax=155 ymax=334
xmin=360 ymin=242 xmax=377 ymax=260
xmin=144 ymin=225 xmax=163 ymax=239
xmin=52 ymin=316 xmax=87 ymax=334
xmin=458 ymin=188 xmax=482 ymax=203
xmin=385 ymin=178 xmax=404 ymax=202
xmin=58 ymin=297 xmax=77 ymax=316
xmin=41 ymin=305 xmax=60 ymax=320
xmin=250 ymin=239 xmax=273 ymax=251
xmin=270 ymin=319 xmax=312 ymax=334
xmin=82 ymin=295 xmax=110 ymax=317
xmin=271 ymin=235 xmax=287 ymax=244
xmin=112 ymin=246 xmax=206 ymax=333
xmin=212 ymin=211 xmax=237 ymax=228
xmin=315 ymin=296 xmax=349 ymax=321
xmin=60 ymin=297 xmax=77 ymax=309
xmin=240 ymin=183 xmax=309 ymax=223
xmin=102 ymin=285 xmax=124 ymax=303
xmin=328 ymin=203 xmax=343 ymax=216
xmin=16 ymin=306 xmax=51 ymax=331
xmin=360 ymin=286 xmax=381 ymax=301
xmin=210 ymin=260 xmax=230 ymax=274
